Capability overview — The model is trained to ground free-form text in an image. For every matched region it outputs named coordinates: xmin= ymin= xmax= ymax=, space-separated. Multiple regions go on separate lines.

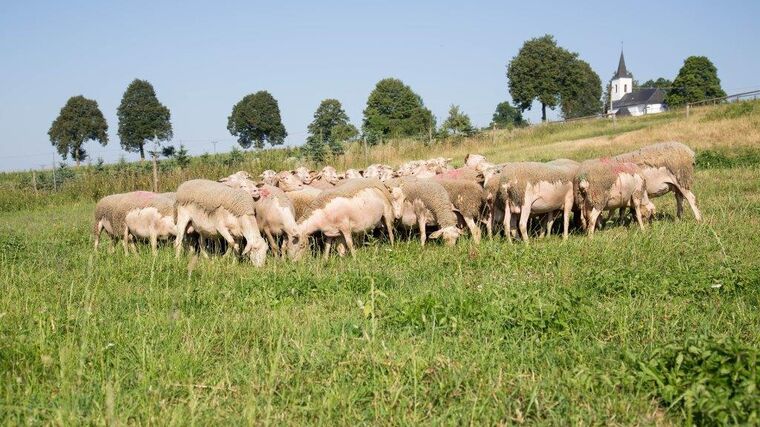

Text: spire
xmin=613 ymin=50 xmax=632 ymax=79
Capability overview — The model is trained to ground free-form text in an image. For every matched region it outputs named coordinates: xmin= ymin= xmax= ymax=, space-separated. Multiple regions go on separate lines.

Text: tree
xmin=227 ymin=91 xmax=287 ymax=149
xmin=117 ymin=79 xmax=173 ymax=160
xmin=507 ymin=35 xmax=570 ymax=121
xmin=666 ymin=56 xmax=726 ymax=107
xmin=491 ymin=101 xmax=527 ymax=128
xmin=362 ymin=78 xmax=434 ymax=143
xmin=559 ymin=59 xmax=603 ymax=119
xmin=48 ymin=95 xmax=108 ymax=166
xmin=640 ymin=77 xmax=672 ymax=89
xmin=305 ymin=99 xmax=358 ymax=161
xmin=441 ymin=105 xmax=475 ymax=137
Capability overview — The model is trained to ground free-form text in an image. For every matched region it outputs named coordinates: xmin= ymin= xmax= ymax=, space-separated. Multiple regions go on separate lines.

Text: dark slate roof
xmin=616 ymin=107 xmax=632 ymax=116
xmin=612 ymin=88 xmax=665 ymax=109
xmin=613 ymin=51 xmax=632 ymax=79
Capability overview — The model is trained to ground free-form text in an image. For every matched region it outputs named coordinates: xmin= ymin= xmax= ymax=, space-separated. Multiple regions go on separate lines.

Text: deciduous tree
xmin=507 ymin=35 xmax=568 ymax=121
xmin=441 ymin=105 xmax=475 ymax=136
xmin=305 ymin=99 xmax=358 ymax=161
xmin=48 ymin=95 xmax=108 ymax=166
xmin=362 ymin=78 xmax=434 ymax=143
xmin=227 ymin=91 xmax=288 ymax=149
xmin=560 ymin=59 xmax=603 ymax=119
xmin=117 ymin=79 xmax=173 ymax=160
xmin=491 ymin=101 xmax=527 ymax=128
xmin=666 ymin=56 xmax=726 ymax=107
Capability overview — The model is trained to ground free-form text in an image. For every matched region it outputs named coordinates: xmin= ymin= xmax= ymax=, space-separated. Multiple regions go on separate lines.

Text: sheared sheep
xmin=499 ymin=162 xmax=576 ymax=242
xmin=343 ymin=169 xmax=363 ymax=180
xmin=260 ymin=170 xmax=278 ymax=186
xmin=363 ymin=164 xmax=394 ymax=181
xmin=295 ymin=178 xmax=395 ymax=259
xmin=464 ymin=153 xmax=496 ymax=172
xmin=435 ymin=178 xmax=487 ymax=243
xmin=574 ymin=159 xmax=652 ymax=236
xmin=386 ymin=177 xmax=461 ymax=246
xmin=275 ymin=171 xmax=305 ymax=192
xmin=434 ymin=166 xmax=484 ymax=184
xmin=174 ymin=179 xmax=268 ymax=266
xmin=613 ymin=141 xmax=701 ymax=221
xmin=220 ymin=172 xmax=301 ymax=259
xmin=93 ymin=191 xmax=177 ymax=255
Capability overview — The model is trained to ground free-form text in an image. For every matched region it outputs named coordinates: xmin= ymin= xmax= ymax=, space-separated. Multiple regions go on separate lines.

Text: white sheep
xmin=174 ymin=179 xmax=268 ymax=266
xmin=386 ymin=177 xmax=461 ymax=246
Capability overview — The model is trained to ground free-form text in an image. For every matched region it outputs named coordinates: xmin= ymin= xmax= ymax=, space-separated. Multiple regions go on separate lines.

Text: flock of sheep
xmin=93 ymin=141 xmax=702 ymax=266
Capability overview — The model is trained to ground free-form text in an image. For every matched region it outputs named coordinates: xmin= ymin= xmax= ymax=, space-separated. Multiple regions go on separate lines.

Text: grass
xmin=1 ymin=102 xmax=760 ymax=424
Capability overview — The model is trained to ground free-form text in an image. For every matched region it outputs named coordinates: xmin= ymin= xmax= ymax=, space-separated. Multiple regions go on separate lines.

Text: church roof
xmin=613 ymin=51 xmax=632 ymax=79
xmin=612 ymin=88 xmax=665 ymax=109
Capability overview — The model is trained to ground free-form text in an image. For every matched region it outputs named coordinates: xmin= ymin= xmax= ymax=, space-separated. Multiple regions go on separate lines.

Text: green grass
xmin=3 ymin=102 xmax=760 ymax=423
xmin=2 ymin=164 xmax=759 ymax=424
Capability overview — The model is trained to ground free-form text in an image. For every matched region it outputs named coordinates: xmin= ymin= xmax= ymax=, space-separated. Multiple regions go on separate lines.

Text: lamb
xmin=93 ymin=191 xmax=177 ymax=255
xmin=613 ymin=141 xmax=701 ymax=221
xmin=174 ymin=179 xmax=268 ymax=266
xmin=220 ymin=172 xmax=301 ymax=259
xmin=294 ymin=178 xmax=396 ymax=259
xmin=386 ymin=177 xmax=461 ymax=246
xmin=574 ymin=158 xmax=652 ymax=236
xmin=500 ymin=162 xmax=576 ymax=242
xmin=435 ymin=178 xmax=487 ymax=243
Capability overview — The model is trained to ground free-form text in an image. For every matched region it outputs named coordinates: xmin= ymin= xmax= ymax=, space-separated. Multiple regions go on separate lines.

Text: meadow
xmin=1 ymin=103 xmax=759 ymax=424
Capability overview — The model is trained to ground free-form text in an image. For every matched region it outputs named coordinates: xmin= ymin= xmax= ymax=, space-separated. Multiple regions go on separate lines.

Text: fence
xmin=686 ymin=89 xmax=760 ymax=117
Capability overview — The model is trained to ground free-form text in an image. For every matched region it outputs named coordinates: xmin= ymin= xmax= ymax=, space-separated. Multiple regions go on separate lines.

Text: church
xmin=609 ymin=51 xmax=667 ymax=117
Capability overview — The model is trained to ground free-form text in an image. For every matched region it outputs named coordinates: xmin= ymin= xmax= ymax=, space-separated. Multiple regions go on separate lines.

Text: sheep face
xmin=320 ymin=166 xmax=340 ymax=185
xmin=429 ymin=225 xmax=460 ymax=246
xmin=465 ymin=154 xmax=487 ymax=169
xmin=276 ymin=172 xmax=304 ymax=191
xmin=389 ymin=187 xmax=406 ymax=219
xmin=260 ymin=170 xmax=277 ymax=185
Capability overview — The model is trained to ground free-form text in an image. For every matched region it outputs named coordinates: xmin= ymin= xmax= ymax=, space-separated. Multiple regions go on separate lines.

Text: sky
xmin=0 ymin=0 xmax=758 ymax=171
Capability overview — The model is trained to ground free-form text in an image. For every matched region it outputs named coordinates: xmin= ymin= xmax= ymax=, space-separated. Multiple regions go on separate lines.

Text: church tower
xmin=610 ymin=50 xmax=633 ymax=103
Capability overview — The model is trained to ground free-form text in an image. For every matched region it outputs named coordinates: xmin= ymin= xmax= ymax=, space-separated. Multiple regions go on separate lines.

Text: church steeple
xmin=613 ymin=50 xmax=632 ymax=79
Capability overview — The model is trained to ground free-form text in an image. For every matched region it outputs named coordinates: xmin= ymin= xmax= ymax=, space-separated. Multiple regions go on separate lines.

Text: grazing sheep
xmin=613 ymin=141 xmax=701 ymax=221
xmin=174 ymin=179 xmax=268 ymax=266
xmin=286 ymin=186 xmax=323 ymax=221
xmin=500 ymin=163 xmax=576 ymax=242
xmin=435 ymin=178 xmax=487 ymax=243
xmin=295 ymin=178 xmax=395 ymax=259
xmin=219 ymin=172 xmax=301 ymax=259
xmin=293 ymin=166 xmax=313 ymax=184
xmin=464 ymin=153 xmax=495 ymax=172
xmin=434 ymin=166 xmax=483 ymax=184
xmin=93 ymin=191 xmax=177 ymax=255
xmin=307 ymin=168 xmax=338 ymax=189
xmin=574 ymin=159 xmax=652 ymax=236
xmin=387 ymin=178 xmax=461 ymax=246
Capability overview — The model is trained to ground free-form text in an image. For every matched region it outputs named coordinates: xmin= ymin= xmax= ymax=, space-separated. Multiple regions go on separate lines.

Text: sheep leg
xmin=218 ymin=227 xmax=239 ymax=257
xmin=93 ymin=221 xmax=103 ymax=251
xmin=587 ymin=208 xmax=602 ymax=237
xmin=543 ymin=212 xmax=556 ymax=238
xmin=563 ymin=192 xmax=573 ymax=240
xmin=682 ymin=190 xmax=702 ymax=221
xmin=485 ymin=202 xmax=494 ymax=239
xmin=618 ymin=207 xmax=627 ymax=224
xmin=122 ymin=228 xmax=130 ymax=256
xmin=150 ymin=231 xmax=158 ymax=256
xmin=107 ymin=238 xmax=115 ymax=254
xmin=418 ymin=216 xmax=427 ymax=246
xmin=464 ymin=216 xmax=481 ymax=244
xmin=198 ymin=235 xmax=210 ymax=259
xmin=633 ymin=197 xmax=645 ymax=231
xmin=518 ymin=203 xmax=531 ymax=243
xmin=264 ymin=230 xmax=279 ymax=258
xmin=503 ymin=201 xmax=512 ymax=242
xmin=335 ymin=236 xmax=348 ymax=257
xmin=174 ymin=211 xmax=192 ymax=259
xmin=383 ymin=204 xmax=395 ymax=245
xmin=323 ymin=237 xmax=333 ymax=260
xmin=129 ymin=236 xmax=138 ymax=254
xmin=340 ymin=228 xmax=355 ymax=258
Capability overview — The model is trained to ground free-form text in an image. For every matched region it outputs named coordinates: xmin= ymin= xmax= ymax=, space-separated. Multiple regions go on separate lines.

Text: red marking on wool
xmin=259 ymin=188 xmax=271 ymax=198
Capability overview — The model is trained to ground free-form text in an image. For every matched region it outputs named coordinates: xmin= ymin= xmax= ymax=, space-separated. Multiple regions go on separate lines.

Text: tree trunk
xmin=139 ymin=143 xmax=145 ymax=161
xmin=541 ymin=103 xmax=547 ymax=122
xmin=75 ymin=151 xmax=80 ymax=167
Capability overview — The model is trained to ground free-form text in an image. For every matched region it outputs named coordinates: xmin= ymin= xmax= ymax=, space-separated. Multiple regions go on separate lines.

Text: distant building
xmin=609 ymin=51 xmax=666 ymax=117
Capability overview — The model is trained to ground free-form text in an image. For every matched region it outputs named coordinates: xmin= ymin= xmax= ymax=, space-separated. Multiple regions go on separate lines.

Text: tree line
xmin=49 ymin=35 xmax=726 ymax=165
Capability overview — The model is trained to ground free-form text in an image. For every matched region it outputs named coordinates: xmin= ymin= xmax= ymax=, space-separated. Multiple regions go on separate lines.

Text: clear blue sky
xmin=0 ymin=0 xmax=757 ymax=171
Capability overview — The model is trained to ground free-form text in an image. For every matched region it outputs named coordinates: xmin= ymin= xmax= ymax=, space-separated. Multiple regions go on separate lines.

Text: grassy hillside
xmin=1 ymin=102 xmax=759 ymax=424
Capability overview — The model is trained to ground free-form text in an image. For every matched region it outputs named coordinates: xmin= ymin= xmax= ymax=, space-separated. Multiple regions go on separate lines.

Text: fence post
xmin=32 ymin=170 xmax=38 ymax=195
xmin=686 ymin=104 xmax=690 ymax=118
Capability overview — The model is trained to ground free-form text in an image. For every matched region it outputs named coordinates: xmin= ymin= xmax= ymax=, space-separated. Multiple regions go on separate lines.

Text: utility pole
xmin=211 ymin=139 xmax=218 ymax=154
xmin=491 ymin=122 xmax=496 ymax=145
xmin=32 ymin=169 xmax=38 ymax=195
xmin=151 ymin=140 xmax=159 ymax=192
xmin=52 ymin=154 xmax=57 ymax=191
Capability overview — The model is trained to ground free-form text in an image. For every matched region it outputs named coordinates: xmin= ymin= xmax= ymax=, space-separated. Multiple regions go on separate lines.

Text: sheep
xmin=343 ymin=169 xmax=363 ymax=180
xmin=386 ymin=177 xmax=461 ymax=246
xmin=293 ymin=166 xmax=313 ymax=184
xmin=274 ymin=171 xmax=305 ymax=192
xmin=220 ymin=172 xmax=301 ymax=259
xmin=434 ymin=166 xmax=484 ymax=184
xmin=363 ymin=164 xmax=394 ymax=181
xmin=174 ymin=179 xmax=268 ymax=266
xmin=260 ymin=170 xmax=278 ymax=186
xmin=574 ymin=158 xmax=652 ymax=236
xmin=286 ymin=186 xmax=323 ymax=222
xmin=464 ymin=153 xmax=495 ymax=172
xmin=435 ymin=178 xmax=487 ymax=243
xmin=499 ymin=162 xmax=576 ymax=242
xmin=93 ymin=191 xmax=177 ymax=255
xmin=613 ymin=141 xmax=701 ymax=221
xmin=295 ymin=178 xmax=396 ymax=259
xmin=306 ymin=166 xmax=339 ymax=189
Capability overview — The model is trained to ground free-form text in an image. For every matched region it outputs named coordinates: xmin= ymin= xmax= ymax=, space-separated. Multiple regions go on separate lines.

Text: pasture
xmin=1 ymin=104 xmax=759 ymax=424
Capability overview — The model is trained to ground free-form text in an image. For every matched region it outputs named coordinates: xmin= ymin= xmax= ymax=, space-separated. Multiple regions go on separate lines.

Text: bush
xmin=631 ymin=336 xmax=759 ymax=425
xmin=696 ymin=149 xmax=760 ymax=169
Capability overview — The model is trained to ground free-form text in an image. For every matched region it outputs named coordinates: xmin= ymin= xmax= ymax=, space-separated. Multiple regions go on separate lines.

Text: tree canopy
xmin=640 ymin=77 xmax=673 ymax=89
xmin=227 ymin=91 xmax=288 ymax=149
xmin=117 ymin=79 xmax=173 ymax=159
xmin=666 ymin=56 xmax=726 ymax=107
xmin=507 ymin=35 xmax=569 ymax=121
xmin=48 ymin=95 xmax=109 ymax=166
xmin=441 ymin=105 xmax=475 ymax=137
xmin=491 ymin=101 xmax=526 ymax=128
xmin=305 ymin=99 xmax=358 ymax=161
xmin=560 ymin=59 xmax=603 ymax=119
xmin=362 ymin=78 xmax=434 ymax=143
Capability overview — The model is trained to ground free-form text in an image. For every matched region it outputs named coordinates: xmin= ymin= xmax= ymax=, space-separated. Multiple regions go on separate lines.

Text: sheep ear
xmin=218 ymin=176 xmax=229 ymax=182
xmin=256 ymin=182 xmax=265 ymax=188
xmin=429 ymin=229 xmax=444 ymax=239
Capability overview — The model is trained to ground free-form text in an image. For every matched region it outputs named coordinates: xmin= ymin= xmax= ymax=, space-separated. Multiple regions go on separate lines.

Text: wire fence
xmin=686 ymin=89 xmax=760 ymax=116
